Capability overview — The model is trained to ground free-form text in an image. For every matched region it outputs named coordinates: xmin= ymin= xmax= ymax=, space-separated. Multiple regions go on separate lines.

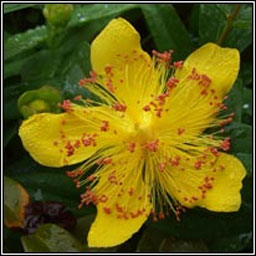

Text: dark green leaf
xmin=225 ymin=122 xmax=252 ymax=153
xmin=5 ymin=25 xmax=47 ymax=61
xmin=241 ymin=62 xmax=252 ymax=87
xmin=4 ymin=121 xmax=18 ymax=147
xmin=21 ymin=224 xmax=84 ymax=252
xmin=235 ymin=153 xmax=252 ymax=177
xmin=141 ymin=4 xmax=193 ymax=59
xmin=224 ymin=77 xmax=243 ymax=123
xmin=199 ymin=4 xmax=252 ymax=52
xmin=68 ymin=4 xmax=138 ymax=28
xmin=4 ymin=4 xmax=37 ymax=14
xmin=206 ymin=232 xmax=252 ymax=252
xmin=4 ymin=227 xmax=24 ymax=253
xmin=4 ymin=176 xmax=30 ymax=228
xmin=6 ymin=157 xmax=95 ymax=217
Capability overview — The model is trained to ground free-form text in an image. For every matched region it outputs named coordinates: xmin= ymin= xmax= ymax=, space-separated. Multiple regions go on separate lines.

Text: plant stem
xmin=217 ymin=4 xmax=241 ymax=46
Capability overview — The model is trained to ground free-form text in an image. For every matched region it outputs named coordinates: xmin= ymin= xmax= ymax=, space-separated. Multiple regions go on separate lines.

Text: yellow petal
xmin=87 ymin=154 xmax=152 ymax=247
xmin=88 ymin=203 xmax=150 ymax=248
xmin=162 ymin=153 xmax=246 ymax=212
xmin=91 ymin=17 xmax=150 ymax=74
xmin=199 ymin=153 xmax=246 ymax=212
xmin=19 ymin=107 xmax=100 ymax=167
xmin=154 ymin=43 xmax=240 ymax=136
xmin=176 ymin=42 xmax=240 ymax=97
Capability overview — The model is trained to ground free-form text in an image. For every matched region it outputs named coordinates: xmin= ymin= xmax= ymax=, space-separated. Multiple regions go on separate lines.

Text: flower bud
xmin=43 ymin=4 xmax=74 ymax=27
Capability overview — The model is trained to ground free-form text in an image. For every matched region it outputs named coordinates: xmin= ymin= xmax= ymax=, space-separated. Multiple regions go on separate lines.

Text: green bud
xmin=28 ymin=99 xmax=50 ymax=113
xmin=43 ymin=4 xmax=74 ymax=27
xmin=18 ymin=85 xmax=61 ymax=119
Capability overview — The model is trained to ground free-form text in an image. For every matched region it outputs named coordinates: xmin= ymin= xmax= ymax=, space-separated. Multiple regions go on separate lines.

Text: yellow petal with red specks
xmin=19 ymin=107 xmax=101 ymax=167
xmin=161 ymin=153 xmax=246 ymax=212
xmin=87 ymin=150 xmax=152 ymax=247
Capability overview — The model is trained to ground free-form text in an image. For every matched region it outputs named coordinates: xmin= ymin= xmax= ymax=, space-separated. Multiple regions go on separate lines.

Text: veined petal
xmin=162 ymin=153 xmax=246 ymax=212
xmin=91 ymin=17 xmax=151 ymax=75
xmin=154 ymin=43 xmax=240 ymax=136
xmin=87 ymin=152 xmax=152 ymax=247
xmin=19 ymin=107 xmax=101 ymax=167
xmin=90 ymin=18 xmax=152 ymax=103
xmin=176 ymin=43 xmax=240 ymax=98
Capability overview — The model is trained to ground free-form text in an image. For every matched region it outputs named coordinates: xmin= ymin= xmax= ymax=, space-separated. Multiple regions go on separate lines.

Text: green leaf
xmin=225 ymin=122 xmax=252 ymax=153
xmin=141 ymin=4 xmax=193 ymax=59
xmin=20 ymin=50 xmax=60 ymax=82
xmin=21 ymin=224 xmax=84 ymax=252
xmin=206 ymin=232 xmax=252 ymax=252
xmin=199 ymin=4 xmax=252 ymax=52
xmin=4 ymin=227 xmax=24 ymax=253
xmin=6 ymin=157 xmax=95 ymax=217
xmin=224 ymin=77 xmax=243 ymax=123
xmin=4 ymin=121 xmax=18 ymax=147
xmin=241 ymin=62 xmax=252 ymax=87
xmin=235 ymin=153 xmax=252 ymax=177
xmin=4 ymin=25 xmax=47 ymax=61
xmin=68 ymin=4 xmax=138 ymax=28
xmin=4 ymin=176 xmax=30 ymax=228
xmin=138 ymin=227 xmax=208 ymax=252
xmin=4 ymin=4 xmax=37 ymax=14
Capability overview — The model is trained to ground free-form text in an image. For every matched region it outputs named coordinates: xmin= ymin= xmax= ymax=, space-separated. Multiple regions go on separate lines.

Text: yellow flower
xmin=19 ymin=18 xmax=246 ymax=248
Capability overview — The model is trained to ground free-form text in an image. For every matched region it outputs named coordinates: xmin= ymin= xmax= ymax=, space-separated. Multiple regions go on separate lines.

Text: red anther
xmin=123 ymin=213 xmax=129 ymax=220
xmin=105 ymin=65 xmax=113 ymax=75
xmin=152 ymin=49 xmax=173 ymax=63
xmin=61 ymin=100 xmax=72 ymax=112
xmin=74 ymin=140 xmax=81 ymax=148
xmin=159 ymin=212 xmax=165 ymax=219
xmin=167 ymin=77 xmax=179 ymax=89
xmin=106 ymin=79 xmax=115 ymax=93
xmin=65 ymin=141 xmax=74 ymax=157
xmin=177 ymin=128 xmax=185 ymax=135
xmin=201 ymin=89 xmax=208 ymax=95
xmin=79 ymin=71 xmax=97 ymax=86
xmin=145 ymin=139 xmax=159 ymax=152
xmin=88 ymin=174 xmax=96 ymax=182
xmin=73 ymin=95 xmax=82 ymax=101
xmin=108 ymin=174 xmax=117 ymax=184
xmin=98 ymin=157 xmax=112 ymax=165
xmin=100 ymin=120 xmax=109 ymax=132
xmin=128 ymin=142 xmax=136 ymax=153
xmin=113 ymin=102 xmax=127 ymax=112
xmin=210 ymin=147 xmax=219 ymax=157
xmin=173 ymin=61 xmax=183 ymax=68
xmin=192 ymin=196 xmax=198 ymax=201
xmin=153 ymin=216 xmax=158 ymax=222
xmin=158 ymin=162 xmax=166 ymax=172
xmin=82 ymin=133 xmax=97 ymax=147
xmin=103 ymin=207 xmax=111 ymax=214
xmin=219 ymin=137 xmax=231 ymax=151
xmin=128 ymin=188 xmax=134 ymax=196
xmin=219 ymin=117 xmax=233 ymax=127
xmin=223 ymin=95 xmax=228 ymax=100
xmin=194 ymin=160 xmax=202 ymax=170
xmin=203 ymin=183 xmax=213 ymax=189
xmin=115 ymin=204 xmax=123 ymax=213
xmin=142 ymin=104 xmax=151 ymax=112
xmin=99 ymin=195 xmax=108 ymax=203
xmin=170 ymin=156 xmax=180 ymax=166
xmin=199 ymin=74 xmax=211 ymax=87
xmin=156 ymin=108 xmax=163 ymax=118
xmin=75 ymin=181 xmax=81 ymax=189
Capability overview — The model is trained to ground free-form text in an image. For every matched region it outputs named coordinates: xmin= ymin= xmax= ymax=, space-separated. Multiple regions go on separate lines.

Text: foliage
xmin=3 ymin=3 xmax=252 ymax=253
